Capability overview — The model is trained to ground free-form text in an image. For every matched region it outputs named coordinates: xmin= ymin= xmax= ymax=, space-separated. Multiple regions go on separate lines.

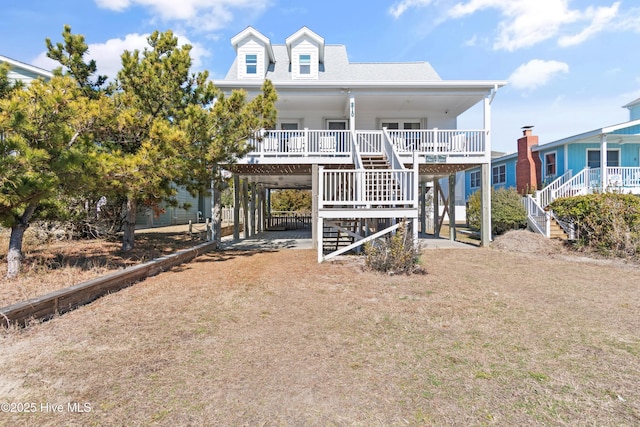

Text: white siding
xmin=237 ymin=38 xmax=267 ymax=79
xmin=291 ymin=38 xmax=319 ymax=80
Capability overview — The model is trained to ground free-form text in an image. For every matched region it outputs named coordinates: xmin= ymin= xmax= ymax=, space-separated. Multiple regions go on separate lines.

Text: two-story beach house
xmin=214 ymin=26 xmax=506 ymax=260
xmin=465 ymin=103 xmax=640 ymax=239
xmin=0 ymin=54 xmax=53 ymax=84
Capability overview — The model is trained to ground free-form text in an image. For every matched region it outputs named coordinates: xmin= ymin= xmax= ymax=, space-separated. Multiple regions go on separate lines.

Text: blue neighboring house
xmin=465 ymin=99 xmax=640 ymax=237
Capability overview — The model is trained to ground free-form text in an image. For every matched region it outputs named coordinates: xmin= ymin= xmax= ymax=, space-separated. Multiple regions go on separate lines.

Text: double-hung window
xmin=246 ymin=54 xmax=257 ymax=75
xmin=470 ymin=171 xmax=481 ymax=188
xmin=492 ymin=164 xmax=506 ymax=184
xmin=587 ymin=149 xmax=620 ymax=168
xmin=545 ymin=152 xmax=556 ymax=177
xmin=299 ymin=54 xmax=311 ymax=75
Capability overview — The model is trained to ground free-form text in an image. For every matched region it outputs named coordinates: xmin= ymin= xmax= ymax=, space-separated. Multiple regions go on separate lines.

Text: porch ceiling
xmin=274 ymin=90 xmax=487 ymax=118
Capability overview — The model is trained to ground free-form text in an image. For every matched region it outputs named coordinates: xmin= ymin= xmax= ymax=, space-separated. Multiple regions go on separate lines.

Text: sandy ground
xmin=0 ymin=230 xmax=639 ymax=426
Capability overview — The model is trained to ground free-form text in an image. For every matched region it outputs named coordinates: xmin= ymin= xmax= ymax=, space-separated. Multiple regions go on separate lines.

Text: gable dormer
xmin=231 ymin=27 xmax=275 ymax=80
xmin=285 ymin=27 xmax=324 ymax=80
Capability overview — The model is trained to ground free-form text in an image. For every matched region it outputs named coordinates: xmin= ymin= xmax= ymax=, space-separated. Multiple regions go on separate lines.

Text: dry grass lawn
xmin=1 ymin=231 xmax=639 ymax=426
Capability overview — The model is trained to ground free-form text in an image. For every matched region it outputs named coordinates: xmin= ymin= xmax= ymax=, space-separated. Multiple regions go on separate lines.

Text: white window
xmin=326 ymin=120 xmax=347 ymax=130
xmin=492 ymin=164 xmax=506 ymax=184
xmin=246 ymin=54 xmax=257 ymax=75
xmin=545 ymin=152 xmax=556 ymax=177
xmin=381 ymin=121 xmax=421 ymax=130
xmin=587 ymin=149 xmax=620 ymax=168
xmin=470 ymin=171 xmax=481 ymax=188
xmin=299 ymin=54 xmax=311 ymax=75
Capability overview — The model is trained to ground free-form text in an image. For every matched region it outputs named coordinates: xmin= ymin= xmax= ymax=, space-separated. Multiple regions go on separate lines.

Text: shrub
xmin=467 ymin=188 xmax=527 ymax=235
xmin=364 ymin=221 xmax=422 ymax=275
xmin=550 ymin=193 xmax=640 ymax=257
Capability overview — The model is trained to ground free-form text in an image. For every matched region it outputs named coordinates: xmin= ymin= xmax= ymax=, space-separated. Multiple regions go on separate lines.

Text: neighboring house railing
xmin=606 ymin=167 xmax=640 ymax=189
xmin=523 ymin=195 xmax=550 ymax=238
xmin=536 ymin=170 xmax=572 ymax=208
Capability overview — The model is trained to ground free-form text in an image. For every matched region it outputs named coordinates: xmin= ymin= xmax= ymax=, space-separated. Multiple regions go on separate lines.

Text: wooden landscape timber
xmin=0 ymin=240 xmax=218 ymax=327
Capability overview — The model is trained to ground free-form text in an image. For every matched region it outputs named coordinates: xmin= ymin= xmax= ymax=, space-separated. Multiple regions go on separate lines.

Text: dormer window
xmin=299 ymin=55 xmax=311 ymax=75
xmin=246 ymin=54 xmax=257 ymax=75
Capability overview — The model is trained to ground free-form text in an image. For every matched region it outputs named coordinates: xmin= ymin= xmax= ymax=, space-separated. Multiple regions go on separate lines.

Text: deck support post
xmin=481 ymin=163 xmax=491 ymax=246
xmin=233 ymin=175 xmax=240 ymax=240
xmin=481 ymin=92 xmax=493 ymax=247
xmin=420 ymin=183 xmax=427 ymax=235
xmin=250 ymin=183 xmax=257 ymax=237
xmin=257 ymin=186 xmax=264 ymax=233
xmin=448 ymin=173 xmax=456 ymax=241
xmin=242 ymin=179 xmax=249 ymax=239
xmin=211 ymin=168 xmax=221 ymax=244
xmin=312 ymin=164 xmax=319 ymax=249
xmin=433 ymin=180 xmax=440 ymax=237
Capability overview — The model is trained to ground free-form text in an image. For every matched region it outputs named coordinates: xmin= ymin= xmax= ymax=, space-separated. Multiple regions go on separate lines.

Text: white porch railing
xmin=355 ymin=130 xmax=383 ymax=154
xmin=246 ymin=129 xmax=487 ymax=158
xmin=249 ymin=129 xmax=353 ymax=156
xmin=606 ymin=167 xmax=640 ymax=189
xmin=319 ymin=169 xmax=417 ymax=209
xmin=387 ymin=129 xmax=486 ymax=155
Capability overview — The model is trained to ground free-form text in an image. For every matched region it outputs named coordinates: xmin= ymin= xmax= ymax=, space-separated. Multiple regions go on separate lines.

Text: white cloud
xmin=389 ymin=0 xmax=434 ymax=19
xmin=94 ymin=0 xmax=270 ymax=31
xmin=32 ymin=32 xmax=210 ymax=81
xmin=508 ymin=59 xmax=569 ymax=91
xmin=558 ymin=2 xmax=620 ymax=46
xmin=393 ymin=0 xmax=624 ymax=51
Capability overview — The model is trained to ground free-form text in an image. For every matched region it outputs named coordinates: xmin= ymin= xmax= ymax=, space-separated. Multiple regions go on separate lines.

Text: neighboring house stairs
xmin=524 ymin=166 xmax=640 ymax=239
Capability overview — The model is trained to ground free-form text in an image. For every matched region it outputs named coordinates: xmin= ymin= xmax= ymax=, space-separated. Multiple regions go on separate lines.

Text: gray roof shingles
xmin=224 ymin=44 xmax=441 ymax=82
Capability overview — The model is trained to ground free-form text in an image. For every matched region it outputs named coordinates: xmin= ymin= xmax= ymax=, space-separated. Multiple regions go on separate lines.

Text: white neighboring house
xmin=213 ymin=26 xmax=506 ymax=260
xmin=0 ymin=54 xmax=53 ymax=84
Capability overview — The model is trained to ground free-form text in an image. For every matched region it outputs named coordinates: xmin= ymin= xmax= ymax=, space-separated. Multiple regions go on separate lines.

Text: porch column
xmin=600 ymin=134 xmax=608 ymax=190
xmin=233 ymin=175 xmax=240 ymax=240
xmin=349 ymin=95 xmax=356 ymax=132
xmin=448 ymin=173 xmax=456 ymax=241
xmin=433 ymin=180 xmax=440 ymax=237
xmin=481 ymin=163 xmax=491 ymax=246
xmin=312 ymin=164 xmax=319 ymax=249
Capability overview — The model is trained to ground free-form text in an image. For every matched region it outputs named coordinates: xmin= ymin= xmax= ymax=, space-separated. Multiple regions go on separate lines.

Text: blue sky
xmin=2 ymin=0 xmax=639 ymax=153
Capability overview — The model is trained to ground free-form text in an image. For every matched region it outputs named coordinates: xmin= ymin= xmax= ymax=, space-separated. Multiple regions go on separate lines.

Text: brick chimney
xmin=516 ymin=126 xmax=541 ymax=194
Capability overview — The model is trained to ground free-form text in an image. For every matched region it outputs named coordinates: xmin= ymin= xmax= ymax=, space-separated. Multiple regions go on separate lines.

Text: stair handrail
xmin=351 ymin=130 xmax=364 ymax=170
xmin=522 ymin=194 xmax=550 ymax=237
xmin=381 ymin=128 xmax=406 ymax=171
xmin=549 ymin=210 xmax=575 ymax=240
xmin=552 ymin=168 xmax=592 ymax=202
xmin=536 ymin=170 xmax=572 ymax=208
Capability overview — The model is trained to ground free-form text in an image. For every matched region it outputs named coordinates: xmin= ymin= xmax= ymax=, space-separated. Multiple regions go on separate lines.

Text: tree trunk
xmin=121 ymin=196 xmax=137 ymax=251
xmin=6 ymin=202 xmax=38 ymax=279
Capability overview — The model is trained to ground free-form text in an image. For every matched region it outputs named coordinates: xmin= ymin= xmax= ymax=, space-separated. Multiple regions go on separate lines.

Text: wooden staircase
xmin=361 ymin=154 xmax=389 ymax=169
xmin=549 ymin=216 xmax=569 ymax=240
xmin=322 ymin=219 xmax=358 ymax=253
